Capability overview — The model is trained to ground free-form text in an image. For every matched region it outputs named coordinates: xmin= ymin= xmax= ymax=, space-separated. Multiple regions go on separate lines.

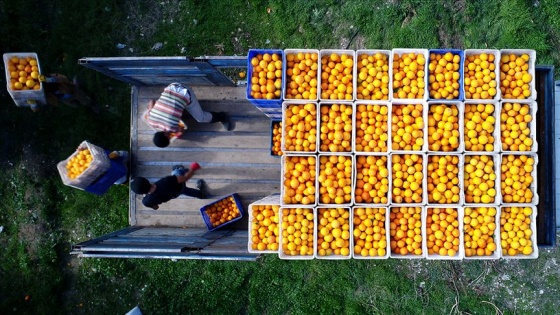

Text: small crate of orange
xmin=270 ymin=120 xmax=283 ymax=156
xmin=354 ymin=50 xmax=392 ymax=101
xmin=499 ymin=49 xmax=536 ymax=101
xmin=391 ymin=49 xmax=429 ymax=100
xmin=319 ymin=49 xmax=355 ymax=101
xmin=278 ymin=207 xmax=315 ymax=259
xmin=318 ymin=102 xmax=353 ymax=153
xmin=3 ymin=52 xmax=47 ymax=107
xmin=246 ymin=49 xmax=283 ymax=106
xmin=352 ymin=207 xmax=389 ymax=259
xmin=463 ymin=206 xmax=500 ymax=259
xmin=283 ymin=49 xmax=319 ymax=101
xmin=427 ymin=49 xmax=464 ymax=101
xmin=200 ymin=193 xmax=244 ymax=231
xmin=424 ymin=207 xmax=463 ymax=260
xmin=316 ymin=207 xmax=352 ymax=259
xmin=248 ymin=194 xmax=281 ymax=253
xmin=56 ymin=141 xmax=111 ymax=190
xmin=389 ymin=206 xmax=425 ymax=258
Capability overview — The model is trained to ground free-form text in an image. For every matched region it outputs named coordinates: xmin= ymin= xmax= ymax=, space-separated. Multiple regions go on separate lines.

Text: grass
xmin=0 ymin=0 xmax=559 ymax=314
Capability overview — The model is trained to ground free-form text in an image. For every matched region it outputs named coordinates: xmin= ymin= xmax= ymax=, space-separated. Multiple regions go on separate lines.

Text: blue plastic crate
xmin=428 ymin=49 xmax=464 ymax=101
xmin=200 ymin=193 xmax=244 ymax=231
xmin=84 ymin=157 xmax=127 ymax=195
xmin=246 ymin=49 xmax=284 ymax=106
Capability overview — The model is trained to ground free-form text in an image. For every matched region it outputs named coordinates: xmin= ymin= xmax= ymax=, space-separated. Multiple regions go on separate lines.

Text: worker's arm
xmin=176 ymin=163 xmax=201 ymax=184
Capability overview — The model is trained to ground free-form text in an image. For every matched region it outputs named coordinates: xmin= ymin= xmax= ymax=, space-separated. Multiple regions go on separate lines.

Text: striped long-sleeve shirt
xmin=146 ymin=83 xmax=191 ymax=133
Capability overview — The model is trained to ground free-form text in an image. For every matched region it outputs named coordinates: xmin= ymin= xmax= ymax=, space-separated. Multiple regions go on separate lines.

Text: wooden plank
xmin=135 ymin=165 xmax=280 ymax=181
xmin=83 ymin=243 xmax=187 ymax=253
xmin=137 ymin=133 xmax=272 ymax=149
xmin=136 ymin=149 xmax=279 ymax=165
xmin=137 ymin=85 xmax=247 ymax=101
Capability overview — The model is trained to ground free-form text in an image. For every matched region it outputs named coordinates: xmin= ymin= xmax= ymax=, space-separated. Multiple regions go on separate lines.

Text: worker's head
xmin=130 ymin=177 xmax=152 ymax=194
xmin=153 ymin=131 xmax=170 ymax=148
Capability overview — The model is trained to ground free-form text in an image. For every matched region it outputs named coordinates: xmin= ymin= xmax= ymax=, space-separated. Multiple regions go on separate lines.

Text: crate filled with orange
xmin=499 ymin=101 xmax=537 ymax=152
xmin=283 ymin=49 xmax=319 ymax=101
xmin=354 ymin=102 xmax=390 ymax=153
xmin=281 ymin=102 xmax=318 ymax=153
xmin=355 ymin=50 xmax=391 ymax=101
xmin=247 ymin=49 xmax=283 ymax=104
xmin=278 ymin=207 xmax=315 ymax=259
xmin=270 ymin=120 xmax=283 ymax=156
xmin=281 ymin=155 xmax=317 ymax=206
xmin=317 ymin=154 xmax=353 ymax=205
xmin=463 ymin=50 xmax=500 ymax=100
xmin=391 ymin=154 xmax=425 ymax=205
xmin=319 ymin=50 xmax=355 ymax=101
xmin=500 ymin=154 xmax=538 ymax=204
xmin=427 ymin=102 xmax=462 ymax=152
xmin=200 ymin=193 xmax=243 ymax=231
xmin=316 ymin=207 xmax=351 ymax=259
xmin=427 ymin=49 xmax=463 ymax=100
xmin=463 ymin=154 xmax=499 ymax=205
xmin=353 ymin=207 xmax=389 ymax=259
xmin=391 ymin=49 xmax=428 ymax=100
xmin=463 ymin=101 xmax=499 ymax=152
xmin=318 ymin=102 xmax=353 ymax=153
xmin=3 ymin=52 xmax=47 ymax=107
xmin=248 ymin=202 xmax=280 ymax=253
xmin=499 ymin=49 xmax=536 ymax=100
xmin=426 ymin=155 xmax=462 ymax=205
xmin=57 ymin=141 xmax=111 ymax=190
xmin=463 ymin=207 xmax=500 ymax=259
xmin=425 ymin=207 xmax=462 ymax=259
xmin=65 ymin=148 xmax=94 ymax=180
xmin=389 ymin=206 xmax=424 ymax=258
xmin=500 ymin=206 xmax=538 ymax=258
xmin=354 ymin=155 xmax=390 ymax=205
xmin=390 ymin=102 xmax=426 ymax=151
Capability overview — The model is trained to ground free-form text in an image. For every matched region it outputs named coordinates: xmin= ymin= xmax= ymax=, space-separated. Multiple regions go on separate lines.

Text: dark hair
xmin=153 ymin=132 xmax=170 ymax=148
xmin=130 ymin=177 xmax=152 ymax=194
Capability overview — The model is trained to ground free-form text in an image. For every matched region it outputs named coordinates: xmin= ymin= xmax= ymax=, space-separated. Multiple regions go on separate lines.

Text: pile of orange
xmin=271 ymin=121 xmax=283 ymax=156
xmin=320 ymin=52 xmax=354 ymax=100
xmin=283 ymin=103 xmax=317 ymax=152
xmin=389 ymin=207 xmax=423 ymax=256
xmin=353 ymin=207 xmax=388 ymax=257
xmin=66 ymin=149 xmax=93 ymax=179
xmin=426 ymin=155 xmax=460 ymax=204
xmin=392 ymin=52 xmax=426 ymax=99
xmin=250 ymin=204 xmax=280 ymax=251
xmin=249 ymin=52 xmax=282 ymax=100
xmin=464 ymin=103 xmax=496 ymax=152
xmin=500 ymin=102 xmax=533 ymax=151
xmin=501 ymin=154 xmax=535 ymax=203
xmin=7 ymin=56 xmax=41 ymax=91
xmin=464 ymin=155 xmax=497 ymax=204
xmin=319 ymin=103 xmax=352 ymax=152
xmin=354 ymin=155 xmax=389 ymax=204
xmin=426 ymin=207 xmax=460 ymax=256
xmin=282 ymin=155 xmax=316 ymax=205
xmin=427 ymin=104 xmax=460 ymax=152
xmin=317 ymin=208 xmax=351 ymax=256
xmin=355 ymin=103 xmax=389 ymax=152
xmin=356 ymin=52 xmax=390 ymax=100
xmin=428 ymin=52 xmax=461 ymax=99
xmin=464 ymin=207 xmax=498 ymax=257
xmin=280 ymin=207 xmax=314 ymax=256
xmin=205 ymin=196 xmax=241 ymax=227
xmin=317 ymin=155 xmax=352 ymax=205
xmin=500 ymin=206 xmax=534 ymax=256
xmin=391 ymin=154 xmax=424 ymax=204
xmin=391 ymin=104 xmax=424 ymax=151
xmin=464 ymin=53 xmax=498 ymax=99
xmin=500 ymin=53 xmax=532 ymax=99
xmin=285 ymin=51 xmax=319 ymax=100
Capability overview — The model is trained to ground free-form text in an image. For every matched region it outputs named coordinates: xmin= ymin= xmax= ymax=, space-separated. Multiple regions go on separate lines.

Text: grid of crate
xmin=246 ymin=48 xmax=538 ymax=260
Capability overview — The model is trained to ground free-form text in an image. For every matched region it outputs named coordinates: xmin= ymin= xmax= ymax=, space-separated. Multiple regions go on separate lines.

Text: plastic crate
xmin=499 ymin=205 xmax=539 ymax=259
xmin=423 ymin=206 xmax=464 ymax=260
xmin=280 ymin=154 xmax=317 ymax=206
xmin=317 ymin=101 xmax=354 ymax=154
xmin=389 ymin=153 xmax=427 ymax=206
xmin=57 ymin=141 xmax=112 ymax=190
xmin=463 ymin=206 xmax=501 ymax=260
xmin=498 ymin=100 xmax=538 ymax=153
xmin=315 ymin=207 xmax=352 ymax=259
xmin=281 ymin=101 xmax=318 ymax=154
xmin=500 ymin=153 xmax=539 ymax=205
xmin=3 ymin=52 xmax=47 ymax=107
xmin=353 ymin=101 xmax=391 ymax=153
xmin=317 ymin=154 xmax=354 ymax=206
xmin=246 ymin=49 xmax=283 ymax=106
xmin=463 ymin=153 xmax=501 ymax=206
xmin=463 ymin=49 xmax=501 ymax=100
xmin=278 ymin=207 xmax=315 ymax=260
xmin=426 ymin=154 xmax=464 ymax=206
xmin=354 ymin=50 xmax=393 ymax=102
xmin=388 ymin=206 xmax=426 ymax=259
xmin=353 ymin=154 xmax=391 ymax=207
xmin=84 ymin=157 xmax=127 ymax=195
xmin=351 ymin=206 xmax=390 ymax=259
xmin=389 ymin=100 xmax=428 ymax=153
xmin=247 ymin=194 xmax=281 ymax=254
xmin=463 ymin=100 xmax=500 ymax=153
xmin=427 ymin=49 xmax=465 ymax=101
xmin=318 ymin=49 xmax=356 ymax=101
xmin=200 ymin=193 xmax=244 ymax=231
xmin=426 ymin=101 xmax=464 ymax=153
xmin=283 ymin=49 xmax=320 ymax=101
xmin=391 ymin=48 xmax=429 ymax=101
xmin=499 ymin=49 xmax=537 ymax=101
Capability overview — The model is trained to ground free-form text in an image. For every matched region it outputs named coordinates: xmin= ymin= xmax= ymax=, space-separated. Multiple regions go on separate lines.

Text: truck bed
xmin=130 ymin=86 xmax=281 ymax=228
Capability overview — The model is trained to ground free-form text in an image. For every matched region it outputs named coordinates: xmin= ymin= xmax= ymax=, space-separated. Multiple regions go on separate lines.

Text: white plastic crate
xmin=3 ymin=52 xmax=47 ymax=107
xmin=463 ymin=153 xmax=501 ymax=206
xmin=389 ymin=152 xmax=427 ymax=206
xmin=278 ymin=207 xmax=316 ymax=260
xmin=499 ymin=205 xmax=539 ymax=259
xmin=315 ymin=206 xmax=352 ymax=260
xmin=426 ymin=101 xmax=465 ymax=154
xmin=283 ymin=49 xmax=320 ymax=101
xmin=389 ymin=100 xmax=428 ymax=153
xmin=318 ymin=49 xmax=356 ymax=101
xmin=391 ymin=48 xmax=429 ymax=101
xmin=280 ymin=154 xmax=318 ymax=207
xmin=317 ymin=153 xmax=354 ymax=206
xmin=354 ymin=50 xmax=393 ymax=102
xmin=499 ymin=49 xmax=537 ymax=101
xmin=499 ymin=153 xmax=539 ymax=205
xmin=281 ymin=101 xmax=319 ymax=154
xmin=57 ymin=141 xmax=111 ymax=190
xmin=353 ymin=154 xmax=391 ymax=207
xmin=353 ymin=101 xmax=391 ymax=153
xmin=426 ymin=153 xmax=464 ymax=206
xmin=463 ymin=100 xmax=500 ymax=153
xmin=463 ymin=206 xmax=501 ymax=260
xmin=388 ymin=206 xmax=427 ymax=259
xmin=351 ymin=206 xmax=390 ymax=259
xmin=498 ymin=100 xmax=538 ymax=153
xmin=463 ymin=49 xmax=501 ymax=101
xmin=247 ymin=194 xmax=281 ymax=254
xmin=423 ymin=206 xmax=464 ymax=260
xmin=317 ymin=101 xmax=354 ymax=154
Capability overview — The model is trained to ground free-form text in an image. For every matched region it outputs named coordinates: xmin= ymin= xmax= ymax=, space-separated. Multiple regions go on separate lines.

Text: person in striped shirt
xmin=145 ymin=83 xmax=232 ymax=147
